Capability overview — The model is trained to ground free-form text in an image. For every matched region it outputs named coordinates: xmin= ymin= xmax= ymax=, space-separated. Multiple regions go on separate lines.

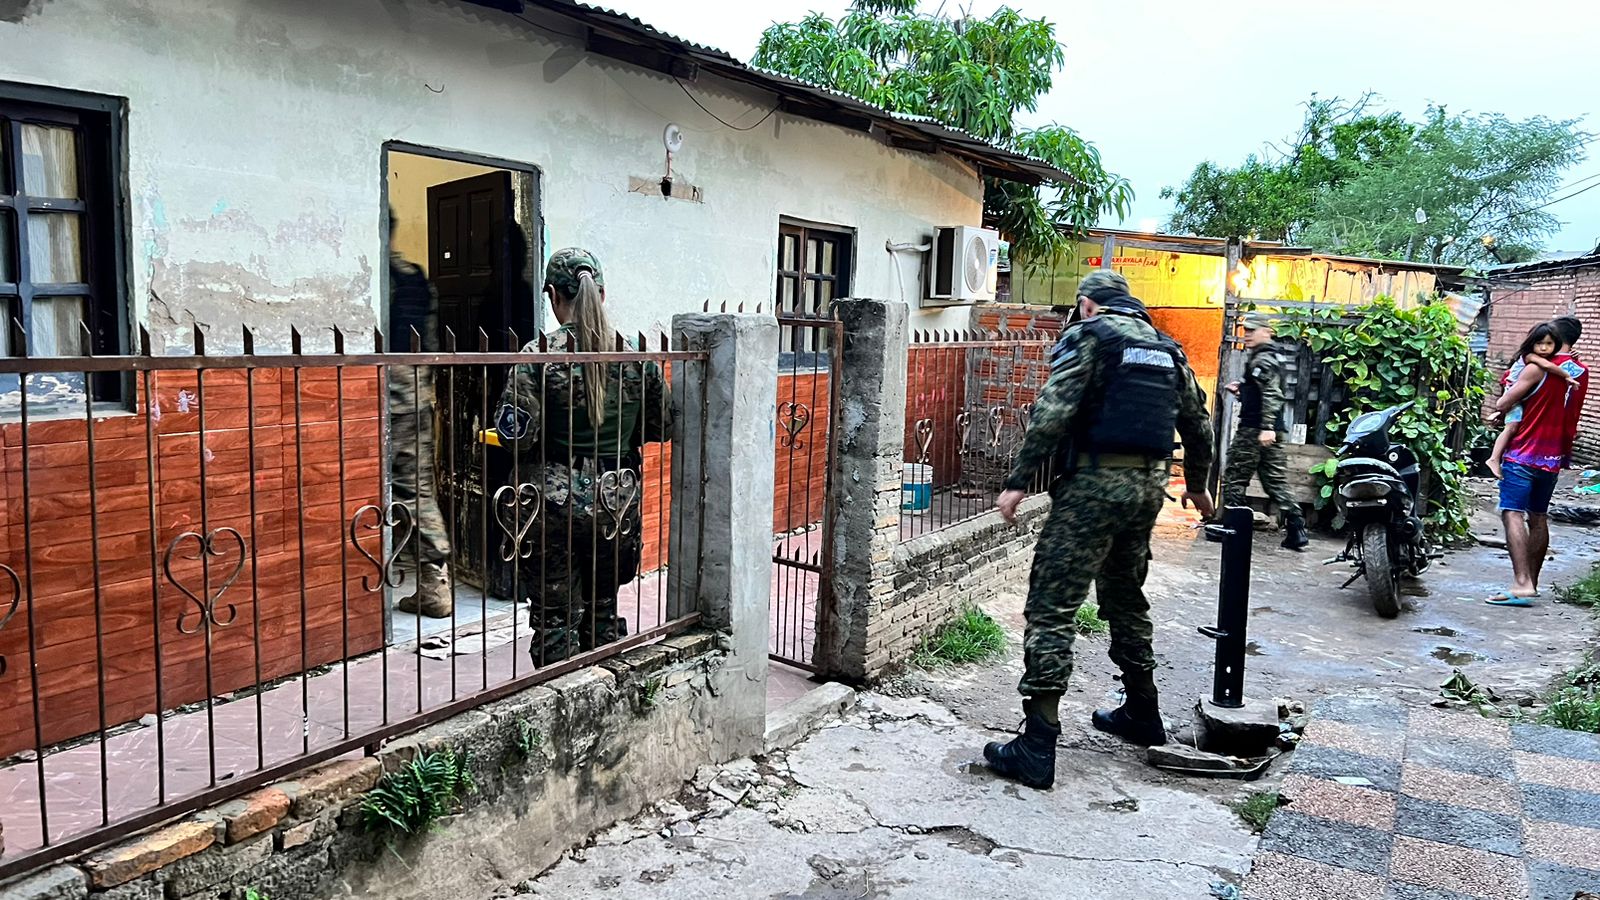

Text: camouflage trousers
xmin=1019 ymin=466 xmax=1167 ymax=697
xmin=515 ymin=459 xmax=645 ymax=665
xmin=1221 ymin=428 xmax=1301 ymax=524
xmin=387 ymin=367 xmax=451 ymax=564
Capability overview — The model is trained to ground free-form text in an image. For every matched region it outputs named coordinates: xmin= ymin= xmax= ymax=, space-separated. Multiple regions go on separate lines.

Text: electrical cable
xmin=674 ymin=76 xmax=780 ymax=132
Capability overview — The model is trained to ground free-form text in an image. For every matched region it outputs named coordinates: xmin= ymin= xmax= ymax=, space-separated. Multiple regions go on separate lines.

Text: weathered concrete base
xmin=525 ymin=693 xmax=1255 ymax=899
xmin=764 ymin=682 xmax=858 ymax=753
xmin=1198 ymin=697 xmax=1282 ymax=755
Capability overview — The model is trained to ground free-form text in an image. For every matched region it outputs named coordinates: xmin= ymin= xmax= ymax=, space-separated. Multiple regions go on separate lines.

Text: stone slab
xmin=0 ymin=867 xmax=89 ymax=900
xmin=1511 ymin=722 xmax=1600 ymax=763
xmin=764 ymin=682 xmax=857 ymax=753
xmin=82 ymin=819 xmax=218 ymax=888
xmin=1199 ymin=696 xmax=1281 ymax=754
xmin=1393 ymin=795 xmax=1521 ymax=857
xmin=1256 ymin=809 xmax=1393 ymax=876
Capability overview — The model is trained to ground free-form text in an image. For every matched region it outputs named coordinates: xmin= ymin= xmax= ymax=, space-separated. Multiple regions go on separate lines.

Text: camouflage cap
xmin=1076 ymin=269 xmax=1130 ymax=301
xmin=1241 ymin=312 xmax=1275 ymax=332
xmin=545 ymin=247 xmax=605 ymax=298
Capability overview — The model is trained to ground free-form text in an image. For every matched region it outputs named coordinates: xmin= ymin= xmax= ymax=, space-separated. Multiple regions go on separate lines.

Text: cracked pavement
xmin=496 ymin=487 xmax=1600 ymax=899
xmin=498 ymin=694 xmax=1255 ymax=899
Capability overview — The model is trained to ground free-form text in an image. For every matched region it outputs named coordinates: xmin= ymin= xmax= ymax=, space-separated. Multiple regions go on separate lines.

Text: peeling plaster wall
xmin=0 ymin=0 xmax=983 ymax=353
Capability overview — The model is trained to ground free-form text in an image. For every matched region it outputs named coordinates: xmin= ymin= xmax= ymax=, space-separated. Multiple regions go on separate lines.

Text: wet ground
xmin=498 ymin=483 xmax=1600 ymax=898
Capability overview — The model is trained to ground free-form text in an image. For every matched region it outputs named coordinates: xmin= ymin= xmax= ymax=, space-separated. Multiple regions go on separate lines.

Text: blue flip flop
xmin=1485 ymin=588 xmax=1537 ymax=607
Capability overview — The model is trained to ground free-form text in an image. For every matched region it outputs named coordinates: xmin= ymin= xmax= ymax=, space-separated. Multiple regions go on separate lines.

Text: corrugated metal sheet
xmin=463 ymin=0 xmax=1074 ymax=184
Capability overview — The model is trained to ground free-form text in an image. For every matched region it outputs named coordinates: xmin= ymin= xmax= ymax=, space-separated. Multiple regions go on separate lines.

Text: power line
xmin=674 ymin=77 xmax=780 ymax=132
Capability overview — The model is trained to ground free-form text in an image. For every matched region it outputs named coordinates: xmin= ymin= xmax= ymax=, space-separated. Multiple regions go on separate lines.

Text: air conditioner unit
xmin=924 ymin=225 xmax=1000 ymax=306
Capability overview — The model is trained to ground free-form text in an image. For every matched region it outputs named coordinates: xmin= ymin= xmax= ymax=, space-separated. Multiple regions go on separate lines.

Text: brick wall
xmin=0 ymin=369 xmax=383 ymax=758
xmin=1485 ymin=264 xmax=1600 ymax=463
xmin=856 ymin=495 xmax=1049 ymax=680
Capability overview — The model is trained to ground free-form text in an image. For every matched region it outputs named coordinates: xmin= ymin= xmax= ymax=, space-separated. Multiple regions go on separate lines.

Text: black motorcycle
xmin=1327 ymin=402 xmax=1432 ymax=617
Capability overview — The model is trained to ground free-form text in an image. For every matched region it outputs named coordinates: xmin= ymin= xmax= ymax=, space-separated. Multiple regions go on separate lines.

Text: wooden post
xmin=1101 ymin=232 xmax=1116 ymax=269
xmin=1208 ymin=239 xmax=1243 ymax=496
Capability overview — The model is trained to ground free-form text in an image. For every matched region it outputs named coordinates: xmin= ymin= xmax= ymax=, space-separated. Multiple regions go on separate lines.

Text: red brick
xmin=82 ymin=818 xmax=218 ymax=888
xmin=280 ymin=757 xmax=382 ymax=818
xmin=217 ymin=787 xmax=291 ymax=844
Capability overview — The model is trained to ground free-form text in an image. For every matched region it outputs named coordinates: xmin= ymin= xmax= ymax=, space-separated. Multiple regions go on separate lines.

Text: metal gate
xmin=770 ymin=312 xmax=842 ymax=671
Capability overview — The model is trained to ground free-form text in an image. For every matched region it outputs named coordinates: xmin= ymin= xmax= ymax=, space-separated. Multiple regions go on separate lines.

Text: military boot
xmin=1281 ymin=517 xmax=1309 ymax=552
xmin=397 ymin=560 xmax=453 ymax=618
xmin=983 ymin=712 xmax=1060 ymax=789
xmin=1092 ymin=672 xmax=1167 ymax=746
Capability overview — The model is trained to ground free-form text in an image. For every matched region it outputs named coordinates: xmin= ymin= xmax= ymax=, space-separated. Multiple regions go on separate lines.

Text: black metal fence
xmin=899 ymin=330 xmax=1057 ymax=540
xmin=0 ymin=322 xmax=706 ymax=878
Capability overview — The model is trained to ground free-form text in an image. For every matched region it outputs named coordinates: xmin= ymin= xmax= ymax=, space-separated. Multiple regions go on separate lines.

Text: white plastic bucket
xmin=901 ymin=463 xmax=933 ymax=512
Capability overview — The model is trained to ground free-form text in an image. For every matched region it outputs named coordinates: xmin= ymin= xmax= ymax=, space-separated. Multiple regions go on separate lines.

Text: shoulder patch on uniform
xmin=1121 ymin=346 xmax=1177 ymax=368
xmin=496 ymin=403 xmax=534 ymax=441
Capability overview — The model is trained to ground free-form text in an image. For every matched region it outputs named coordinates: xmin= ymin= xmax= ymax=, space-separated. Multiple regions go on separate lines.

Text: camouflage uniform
xmin=1221 ymin=341 xmax=1301 ymax=525
xmin=494 ymin=249 xmax=673 ymax=664
xmin=1005 ymin=309 xmax=1214 ymax=698
xmin=388 ymin=255 xmax=451 ymax=568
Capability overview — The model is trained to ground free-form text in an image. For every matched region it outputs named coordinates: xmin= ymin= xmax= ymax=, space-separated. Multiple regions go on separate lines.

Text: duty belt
xmin=1080 ymin=453 xmax=1165 ymax=470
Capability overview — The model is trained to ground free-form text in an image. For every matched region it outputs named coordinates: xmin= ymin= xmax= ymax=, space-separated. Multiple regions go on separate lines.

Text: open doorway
xmin=382 ymin=143 xmax=542 ymax=644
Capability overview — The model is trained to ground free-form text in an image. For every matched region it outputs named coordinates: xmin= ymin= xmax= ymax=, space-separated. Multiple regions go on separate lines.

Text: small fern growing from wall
xmin=360 ymin=749 xmax=476 ymax=837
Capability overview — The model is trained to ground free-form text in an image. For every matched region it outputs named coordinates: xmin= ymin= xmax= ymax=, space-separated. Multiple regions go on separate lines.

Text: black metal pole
xmin=1201 ymin=505 xmax=1253 ymax=708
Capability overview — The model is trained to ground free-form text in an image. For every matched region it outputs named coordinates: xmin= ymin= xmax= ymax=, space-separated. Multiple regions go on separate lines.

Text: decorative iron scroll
xmin=350 ymin=502 xmax=416 ymax=592
xmin=986 ymin=407 xmax=1005 ymax=452
xmin=599 ymin=469 xmax=641 ymax=540
xmin=778 ymin=401 xmax=812 ymax=451
xmin=493 ymin=482 xmax=543 ymax=562
xmin=0 ymin=563 xmax=19 ymax=677
xmin=164 ymin=528 xmax=247 ymax=635
xmin=913 ymin=418 xmax=934 ymax=467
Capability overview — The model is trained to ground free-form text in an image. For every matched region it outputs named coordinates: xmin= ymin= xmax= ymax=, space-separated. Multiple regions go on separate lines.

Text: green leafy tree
xmin=1163 ymin=96 xmax=1588 ymax=266
xmin=1304 ymin=108 xmax=1588 ymax=267
xmin=1162 ymin=95 xmax=1415 ymax=242
xmin=1276 ymin=298 xmax=1486 ymax=537
xmin=753 ymin=0 xmax=1132 ymax=269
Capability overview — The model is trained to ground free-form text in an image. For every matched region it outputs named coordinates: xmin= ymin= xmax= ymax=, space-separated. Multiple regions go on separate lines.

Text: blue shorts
xmin=1499 ymin=461 xmax=1559 ymax=516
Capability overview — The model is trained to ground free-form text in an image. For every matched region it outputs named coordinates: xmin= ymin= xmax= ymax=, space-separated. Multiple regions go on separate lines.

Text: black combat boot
xmin=1281 ymin=517 xmax=1309 ymax=552
xmin=1092 ymin=672 xmax=1168 ymax=746
xmin=983 ymin=712 xmax=1060 ymax=789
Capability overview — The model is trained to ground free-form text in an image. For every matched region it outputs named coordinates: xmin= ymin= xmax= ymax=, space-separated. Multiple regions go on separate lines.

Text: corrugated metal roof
xmin=462 ymin=0 xmax=1074 ymax=184
xmin=1485 ymin=244 xmax=1600 ymax=275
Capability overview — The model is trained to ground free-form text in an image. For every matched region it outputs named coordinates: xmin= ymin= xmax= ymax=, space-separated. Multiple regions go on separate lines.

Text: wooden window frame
xmin=0 ymin=82 xmax=128 ymax=403
xmin=775 ymin=220 xmax=853 ymax=319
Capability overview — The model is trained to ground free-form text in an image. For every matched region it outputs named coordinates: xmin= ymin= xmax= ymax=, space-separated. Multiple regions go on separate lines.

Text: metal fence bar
xmin=0 ymin=322 xmax=707 ymax=881
xmin=900 ymin=329 xmax=1055 ymax=541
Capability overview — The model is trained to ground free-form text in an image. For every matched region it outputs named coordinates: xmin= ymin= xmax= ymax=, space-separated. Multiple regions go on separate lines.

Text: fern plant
xmin=361 ymin=749 xmax=476 ymax=837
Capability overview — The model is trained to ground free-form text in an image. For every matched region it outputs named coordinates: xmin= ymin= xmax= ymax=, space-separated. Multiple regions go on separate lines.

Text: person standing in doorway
xmin=1221 ymin=313 xmax=1308 ymax=551
xmin=1488 ymin=315 xmax=1589 ymax=606
xmin=494 ymin=248 xmax=673 ymax=664
xmin=388 ymin=210 xmax=454 ymax=618
xmin=985 ymin=270 xmax=1215 ymax=790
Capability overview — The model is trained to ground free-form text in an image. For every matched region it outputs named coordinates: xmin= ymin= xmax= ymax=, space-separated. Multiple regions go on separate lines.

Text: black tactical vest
xmin=1077 ymin=317 xmax=1183 ymax=458
xmin=1237 ymin=348 xmax=1284 ymax=431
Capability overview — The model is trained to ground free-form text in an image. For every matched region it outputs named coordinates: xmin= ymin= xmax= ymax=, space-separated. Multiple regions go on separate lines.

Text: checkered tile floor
xmin=1245 ymin=697 xmax=1600 ymax=900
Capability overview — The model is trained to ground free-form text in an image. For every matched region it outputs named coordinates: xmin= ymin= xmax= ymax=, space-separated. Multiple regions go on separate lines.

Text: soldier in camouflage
xmin=493 ymin=248 xmax=672 ymax=665
xmin=388 ymin=212 xmax=453 ymax=618
xmin=1222 ymin=313 xmax=1309 ymax=551
xmin=985 ymin=270 xmax=1215 ymax=790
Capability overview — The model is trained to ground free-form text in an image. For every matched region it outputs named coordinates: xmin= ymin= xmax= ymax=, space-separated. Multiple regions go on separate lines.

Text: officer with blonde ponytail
xmin=493 ymin=248 xmax=672 ymax=664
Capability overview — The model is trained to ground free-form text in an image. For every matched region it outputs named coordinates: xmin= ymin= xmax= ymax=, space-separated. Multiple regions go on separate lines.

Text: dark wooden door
xmin=427 ymin=171 xmax=517 ymax=595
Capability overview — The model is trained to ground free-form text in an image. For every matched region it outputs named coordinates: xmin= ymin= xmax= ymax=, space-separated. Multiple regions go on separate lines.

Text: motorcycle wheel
xmin=1363 ymin=525 xmax=1400 ymax=619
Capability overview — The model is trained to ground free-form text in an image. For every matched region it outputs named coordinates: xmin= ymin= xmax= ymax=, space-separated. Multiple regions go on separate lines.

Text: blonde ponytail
xmin=569 ymin=269 xmax=613 ymax=430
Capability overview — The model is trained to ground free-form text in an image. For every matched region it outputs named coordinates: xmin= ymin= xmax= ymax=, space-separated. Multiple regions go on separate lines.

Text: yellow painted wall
xmin=1015 ymin=241 xmax=1227 ymax=309
xmin=387 ymin=152 xmax=498 ymax=275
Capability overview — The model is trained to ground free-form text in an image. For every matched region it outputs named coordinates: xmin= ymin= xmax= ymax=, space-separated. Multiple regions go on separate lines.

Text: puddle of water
xmin=1414 ymin=625 xmax=1458 ymax=637
xmin=1431 ymin=646 xmax=1478 ymax=666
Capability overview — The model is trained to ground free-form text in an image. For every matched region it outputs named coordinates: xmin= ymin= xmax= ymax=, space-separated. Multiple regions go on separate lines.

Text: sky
xmin=600 ymin=0 xmax=1600 ymax=253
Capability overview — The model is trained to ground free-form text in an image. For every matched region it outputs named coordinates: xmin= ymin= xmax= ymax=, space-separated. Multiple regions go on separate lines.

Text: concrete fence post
xmin=668 ymin=312 xmax=778 ymax=757
xmin=820 ymin=299 xmax=909 ymax=680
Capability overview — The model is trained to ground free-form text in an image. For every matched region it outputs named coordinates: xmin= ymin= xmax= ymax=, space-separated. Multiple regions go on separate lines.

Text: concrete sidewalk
xmin=1246 ymin=696 xmax=1600 ymax=900
xmin=508 ymin=693 xmax=1256 ymax=899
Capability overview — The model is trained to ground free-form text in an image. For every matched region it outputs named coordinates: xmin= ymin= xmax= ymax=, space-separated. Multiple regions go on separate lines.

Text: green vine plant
xmin=360 ymin=749 xmax=477 ymax=838
xmin=1273 ymin=296 xmax=1487 ymax=537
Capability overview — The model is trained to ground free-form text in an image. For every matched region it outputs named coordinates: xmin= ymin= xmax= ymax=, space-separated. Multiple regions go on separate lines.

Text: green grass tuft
xmin=1554 ymin=566 xmax=1600 ymax=609
xmin=1537 ymin=654 xmax=1600 ymax=734
xmin=910 ymin=607 xmax=1007 ymax=668
xmin=1232 ymin=791 xmax=1281 ymax=833
xmin=1073 ymin=602 xmax=1110 ymax=636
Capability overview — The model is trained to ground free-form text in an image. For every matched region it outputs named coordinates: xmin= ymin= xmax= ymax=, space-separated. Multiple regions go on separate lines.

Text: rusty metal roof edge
xmin=466 ymin=0 xmax=1072 ymax=184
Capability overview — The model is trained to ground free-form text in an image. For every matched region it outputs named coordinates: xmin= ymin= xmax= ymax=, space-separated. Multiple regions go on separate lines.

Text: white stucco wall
xmin=0 ymin=0 xmax=983 ymax=350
